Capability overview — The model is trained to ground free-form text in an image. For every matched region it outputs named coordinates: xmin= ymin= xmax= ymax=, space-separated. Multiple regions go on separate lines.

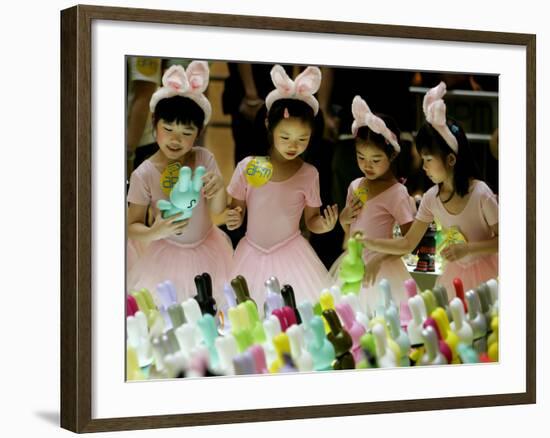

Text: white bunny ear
xmin=351 ymin=95 xmax=370 ymax=120
xmin=270 ymin=64 xmax=294 ymax=93
xmin=162 ymin=65 xmax=189 ymax=91
xmin=294 ymin=66 xmax=322 ymax=95
xmin=185 ymin=61 xmax=209 ymax=93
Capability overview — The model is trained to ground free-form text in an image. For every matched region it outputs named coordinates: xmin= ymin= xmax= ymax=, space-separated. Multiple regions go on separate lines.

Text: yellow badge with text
xmin=160 ymin=162 xmax=182 ymax=195
xmin=353 ymin=186 xmax=368 ymax=204
xmin=245 ymin=156 xmax=273 ymax=187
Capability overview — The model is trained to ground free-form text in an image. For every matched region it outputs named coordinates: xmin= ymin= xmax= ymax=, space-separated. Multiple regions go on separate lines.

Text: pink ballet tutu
xmin=127 ymin=226 xmax=233 ymax=305
xmin=330 ymin=252 xmax=415 ymax=315
xmin=232 ymin=231 xmax=331 ymax=304
xmin=126 ymin=239 xmax=148 ymax=272
xmin=436 ymin=254 xmax=498 ymax=297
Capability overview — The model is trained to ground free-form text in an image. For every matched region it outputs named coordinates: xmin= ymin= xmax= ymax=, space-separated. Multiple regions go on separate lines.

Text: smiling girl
xmin=126 ymin=62 xmax=233 ymax=304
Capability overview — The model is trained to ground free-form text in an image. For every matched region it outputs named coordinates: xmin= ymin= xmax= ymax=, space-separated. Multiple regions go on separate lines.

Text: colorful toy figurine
xmin=264 ymin=276 xmax=284 ymax=318
xmin=156 ymin=165 xmax=206 ymax=221
xmin=323 ymin=309 xmax=355 ymax=370
xmin=194 ymin=272 xmax=217 ymax=316
xmin=307 ymin=316 xmax=336 ymax=371
xmin=338 ymin=236 xmax=365 ymax=294
xmin=231 ymin=275 xmax=256 ymax=307
xmin=372 ymin=323 xmax=397 ymax=368
xmin=449 ymin=297 xmax=473 ymax=346
xmin=418 ymin=326 xmax=447 ymax=366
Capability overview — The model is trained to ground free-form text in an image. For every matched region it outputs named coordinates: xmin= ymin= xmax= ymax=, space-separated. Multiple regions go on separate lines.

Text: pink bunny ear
xmin=150 ymin=61 xmax=212 ymax=125
xmin=422 ymin=81 xmax=458 ymax=153
xmin=430 ymin=100 xmax=448 ymax=126
xmin=185 ymin=61 xmax=209 ymax=93
xmin=270 ymin=64 xmax=294 ymax=94
xmin=162 ymin=65 xmax=189 ymax=91
xmin=294 ymin=66 xmax=322 ymax=95
xmin=351 ymin=95 xmax=370 ymax=121
xmin=265 ymin=64 xmax=322 ymax=115
xmin=350 ymin=95 xmax=401 ymax=153
xmin=422 ymin=81 xmax=447 ymax=117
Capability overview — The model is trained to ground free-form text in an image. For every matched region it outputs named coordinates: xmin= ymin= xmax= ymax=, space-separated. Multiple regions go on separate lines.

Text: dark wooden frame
xmin=60 ymin=4 xmax=536 ymax=433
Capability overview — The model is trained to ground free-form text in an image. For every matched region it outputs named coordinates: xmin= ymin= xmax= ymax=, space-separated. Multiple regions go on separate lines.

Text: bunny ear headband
xmin=265 ymin=65 xmax=322 ymax=115
xmin=422 ymin=81 xmax=459 ymax=154
xmin=351 ymin=95 xmax=401 ymax=153
xmin=149 ymin=61 xmax=212 ymax=126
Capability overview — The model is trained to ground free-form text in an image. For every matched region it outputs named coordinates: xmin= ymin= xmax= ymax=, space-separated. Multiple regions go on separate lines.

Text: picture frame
xmin=60 ymin=4 xmax=536 ymax=433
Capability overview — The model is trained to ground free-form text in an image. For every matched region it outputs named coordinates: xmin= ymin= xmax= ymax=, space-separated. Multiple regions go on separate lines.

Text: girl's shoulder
xmin=193 ymin=146 xmax=215 ymax=163
xmin=348 ymin=177 xmax=364 ymax=191
xmin=299 ymin=161 xmax=319 ymax=178
xmin=421 ymin=184 xmax=440 ymax=202
xmin=131 ymin=158 xmax=156 ymax=179
xmin=382 ymin=182 xmax=413 ymax=201
xmin=471 ymin=179 xmax=494 ymax=195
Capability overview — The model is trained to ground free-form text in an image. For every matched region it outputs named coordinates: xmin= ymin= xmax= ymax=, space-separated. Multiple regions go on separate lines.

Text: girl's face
xmin=155 ymin=119 xmax=199 ymax=161
xmin=271 ymin=118 xmax=312 ymax=160
xmin=356 ymin=142 xmax=393 ymax=180
xmin=421 ymin=152 xmax=453 ymax=183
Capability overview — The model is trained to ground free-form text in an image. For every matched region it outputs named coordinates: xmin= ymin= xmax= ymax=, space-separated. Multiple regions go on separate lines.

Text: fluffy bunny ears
xmin=351 ymin=96 xmax=401 ymax=153
xmin=149 ymin=61 xmax=212 ymax=125
xmin=422 ymin=81 xmax=459 ymax=154
xmin=265 ymin=65 xmax=322 ymax=115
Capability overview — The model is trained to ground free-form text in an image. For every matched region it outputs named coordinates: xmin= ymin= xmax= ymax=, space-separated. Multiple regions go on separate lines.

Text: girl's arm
xmin=441 ymin=223 xmax=498 ymax=261
xmin=128 ymin=203 xmax=188 ymax=243
xmin=206 ymin=186 xmax=226 ymax=215
xmin=362 ymin=221 xmax=414 ymax=285
xmin=362 ymin=219 xmax=430 ymax=255
xmin=304 ymin=204 xmax=339 ymax=234
xmin=468 ymin=223 xmax=499 ymax=254
xmin=201 ymin=172 xmax=227 ymax=215
xmin=226 ymin=197 xmax=247 ymax=230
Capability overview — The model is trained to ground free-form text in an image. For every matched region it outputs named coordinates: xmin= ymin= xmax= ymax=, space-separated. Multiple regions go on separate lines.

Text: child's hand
xmin=150 ymin=212 xmax=189 ymax=240
xmin=339 ymin=197 xmax=362 ymax=225
xmin=201 ymin=172 xmax=224 ymax=199
xmin=320 ymin=204 xmax=339 ymax=232
xmin=441 ymin=243 xmax=469 ymax=262
xmin=226 ymin=206 xmax=243 ymax=231
xmin=353 ymin=231 xmax=373 ymax=251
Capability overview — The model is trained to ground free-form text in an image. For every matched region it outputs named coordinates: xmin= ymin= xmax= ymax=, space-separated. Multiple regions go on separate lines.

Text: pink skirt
xmin=232 ymin=231 xmax=331 ymax=304
xmin=437 ymin=254 xmax=498 ymax=298
xmin=127 ymin=226 xmax=233 ymax=305
xmin=329 ymin=251 xmax=415 ymax=315
xmin=126 ymin=239 xmax=148 ymax=272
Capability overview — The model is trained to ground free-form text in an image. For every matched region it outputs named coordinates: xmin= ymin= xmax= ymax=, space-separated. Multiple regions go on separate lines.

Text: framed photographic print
xmin=60 ymin=4 xmax=536 ymax=433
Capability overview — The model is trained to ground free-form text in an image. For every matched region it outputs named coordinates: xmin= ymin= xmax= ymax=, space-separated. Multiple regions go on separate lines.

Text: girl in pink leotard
xmin=330 ymin=95 xmax=417 ymax=313
xmin=361 ymin=82 xmax=498 ymax=296
xmin=127 ymin=62 xmax=233 ymax=304
xmin=225 ymin=65 xmax=338 ymax=304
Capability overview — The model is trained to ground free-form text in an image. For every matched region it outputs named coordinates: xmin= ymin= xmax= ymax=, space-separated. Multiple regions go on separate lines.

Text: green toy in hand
xmin=338 ymin=235 xmax=365 ymax=294
xmin=157 ymin=165 xmax=206 ymax=222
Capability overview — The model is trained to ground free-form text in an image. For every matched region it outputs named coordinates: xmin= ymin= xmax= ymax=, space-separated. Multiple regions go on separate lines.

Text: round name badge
xmin=353 ymin=186 xmax=368 ymax=204
xmin=160 ymin=162 xmax=182 ymax=195
xmin=245 ymin=156 xmax=273 ymax=187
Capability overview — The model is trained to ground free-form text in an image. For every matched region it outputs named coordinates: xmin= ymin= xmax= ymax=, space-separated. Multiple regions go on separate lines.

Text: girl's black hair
xmin=355 ymin=113 xmax=412 ymax=180
xmin=152 ymin=95 xmax=205 ymax=131
xmin=415 ymin=119 xmax=480 ymax=197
